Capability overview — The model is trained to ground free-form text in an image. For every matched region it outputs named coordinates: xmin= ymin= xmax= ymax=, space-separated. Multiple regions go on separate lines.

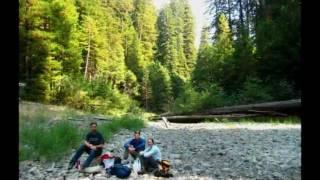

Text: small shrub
xmin=66 ymin=90 xmax=91 ymax=110
xmin=236 ymin=77 xmax=273 ymax=104
xmin=267 ymin=79 xmax=297 ymax=100
xmin=98 ymin=115 xmax=145 ymax=142
xmin=171 ymin=82 xmax=206 ymax=113
xmin=201 ymin=83 xmax=226 ymax=109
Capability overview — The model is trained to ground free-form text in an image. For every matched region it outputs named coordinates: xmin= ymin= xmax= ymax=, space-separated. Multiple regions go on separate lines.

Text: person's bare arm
xmin=95 ymin=144 xmax=104 ymax=148
xmin=84 ymin=140 xmax=93 ymax=148
xmin=128 ymin=146 xmax=135 ymax=151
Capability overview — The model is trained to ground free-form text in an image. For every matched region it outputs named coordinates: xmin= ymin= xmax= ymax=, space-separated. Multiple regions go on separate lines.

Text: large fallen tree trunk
xmin=196 ymin=99 xmax=301 ymax=115
xmin=158 ymin=99 xmax=301 ymax=117
xmin=151 ymin=99 xmax=301 ymax=123
xmin=151 ymin=114 xmax=260 ymax=122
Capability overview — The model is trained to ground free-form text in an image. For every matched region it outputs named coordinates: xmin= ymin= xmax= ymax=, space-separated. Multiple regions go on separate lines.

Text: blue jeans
xmin=70 ymin=144 xmax=102 ymax=168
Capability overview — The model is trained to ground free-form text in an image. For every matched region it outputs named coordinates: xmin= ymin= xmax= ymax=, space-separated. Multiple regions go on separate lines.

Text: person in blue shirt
xmin=138 ymin=138 xmax=162 ymax=174
xmin=123 ymin=130 xmax=145 ymax=160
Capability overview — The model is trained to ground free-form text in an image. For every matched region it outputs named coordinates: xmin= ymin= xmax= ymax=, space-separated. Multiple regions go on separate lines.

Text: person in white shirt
xmin=138 ymin=138 xmax=161 ymax=174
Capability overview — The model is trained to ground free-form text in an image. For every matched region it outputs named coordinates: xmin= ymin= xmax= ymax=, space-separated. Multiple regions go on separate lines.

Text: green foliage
xmin=193 ymin=13 xmax=234 ymax=92
xmin=99 ymin=115 xmax=145 ymax=138
xmin=172 ymin=82 xmax=232 ymax=113
xmin=199 ymin=25 xmax=210 ymax=50
xmin=220 ymin=33 xmax=256 ymax=94
xmin=192 ymin=45 xmax=215 ymax=91
xmin=200 ymin=83 xmax=227 ymax=108
xmin=19 ymin=0 xmax=81 ymax=102
xmin=140 ymin=69 xmax=152 ymax=110
xmin=170 ymin=73 xmax=186 ymax=99
xmin=267 ymin=79 xmax=298 ymax=100
xmin=19 ymin=0 xmax=159 ymax=113
xmin=181 ymin=0 xmax=196 ymax=73
xmin=213 ymin=14 xmax=234 ymax=55
xmin=19 ymin=120 xmax=81 ymax=161
xmin=55 ymin=76 xmax=138 ymax=115
xmin=132 ymin=0 xmax=157 ymax=68
xmin=148 ymin=63 xmax=173 ymax=112
xmin=125 ymin=27 xmax=144 ymax=81
xmin=19 ymin=0 xmax=300 ymax=115
xmin=156 ymin=0 xmax=195 ymax=80
xmin=255 ymin=0 xmax=300 ymax=90
xmin=19 ymin=101 xmax=145 ymax=162
xmin=171 ymin=82 xmax=206 ymax=113
xmin=236 ymin=77 xmax=273 ymax=104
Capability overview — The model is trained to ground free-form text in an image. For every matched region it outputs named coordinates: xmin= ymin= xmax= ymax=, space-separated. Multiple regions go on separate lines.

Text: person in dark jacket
xmin=123 ymin=130 xmax=145 ymax=160
xmin=68 ymin=122 xmax=104 ymax=171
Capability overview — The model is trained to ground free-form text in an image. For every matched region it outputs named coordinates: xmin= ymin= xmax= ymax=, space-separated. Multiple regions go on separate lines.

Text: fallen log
xmin=198 ymin=99 xmax=301 ymax=115
xmin=150 ymin=99 xmax=300 ymax=123
xmin=93 ymin=116 xmax=111 ymax=121
xmin=247 ymin=110 xmax=288 ymax=117
xmin=67 ymin=117 xmax=111 ymax=121
xmin=67 ymin=118 xmax=85 ymax=121
xmin=152 ymin=114 xmax=260 ymax=122
xmin=155 ymin=99 xmax=301 ymax=117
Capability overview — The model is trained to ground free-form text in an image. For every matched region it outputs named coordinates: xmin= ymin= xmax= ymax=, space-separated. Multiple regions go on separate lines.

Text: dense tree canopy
xmin=19 ymin=0 xmax=300 ymax=114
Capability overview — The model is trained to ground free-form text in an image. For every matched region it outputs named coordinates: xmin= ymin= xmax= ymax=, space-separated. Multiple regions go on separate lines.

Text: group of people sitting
xmin=67 ymin=121 xmax=162 ymax=175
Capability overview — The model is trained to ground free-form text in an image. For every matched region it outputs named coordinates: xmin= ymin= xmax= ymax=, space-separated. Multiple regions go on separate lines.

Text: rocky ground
xmin=19 ymin=121 xmax=301 ymax=180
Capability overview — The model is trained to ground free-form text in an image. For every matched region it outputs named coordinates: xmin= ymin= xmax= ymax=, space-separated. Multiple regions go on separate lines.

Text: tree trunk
xmin=227 ymin=0 xmax=232 ymax=32
xmin=125 ymin=34 xmax=128 ymax=58
xmin=24 ymin=3 xmax=30 ymax=81
xmin=139 ymin=21 xmax=143 ymax=41
xmin=239 ymin=0 xmax=244 ymax=35
xmin=84 ymin=30 xmax=91 ymax=79
xmin=245 ymin=0 xmax=250 ymax=34
xmin=144 ymin=78 xmax=148 ymax=110
xmin=25 ymin=35 xmax=30 ymax=80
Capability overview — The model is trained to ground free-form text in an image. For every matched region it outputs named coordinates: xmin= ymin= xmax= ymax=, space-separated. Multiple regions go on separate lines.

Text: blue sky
xmin=153 ymin=0 xmax=211 ymax=48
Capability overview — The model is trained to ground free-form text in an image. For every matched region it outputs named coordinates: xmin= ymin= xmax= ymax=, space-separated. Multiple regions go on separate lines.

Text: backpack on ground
xmin=110 ymin=164 xmax=131 ymax=179
xmin=154 ymin=160 xmax=173 ymax=178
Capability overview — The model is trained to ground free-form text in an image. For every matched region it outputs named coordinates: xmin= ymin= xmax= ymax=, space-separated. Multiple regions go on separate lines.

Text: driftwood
xmin=162 ymin=117 xmax=169 ymax=128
